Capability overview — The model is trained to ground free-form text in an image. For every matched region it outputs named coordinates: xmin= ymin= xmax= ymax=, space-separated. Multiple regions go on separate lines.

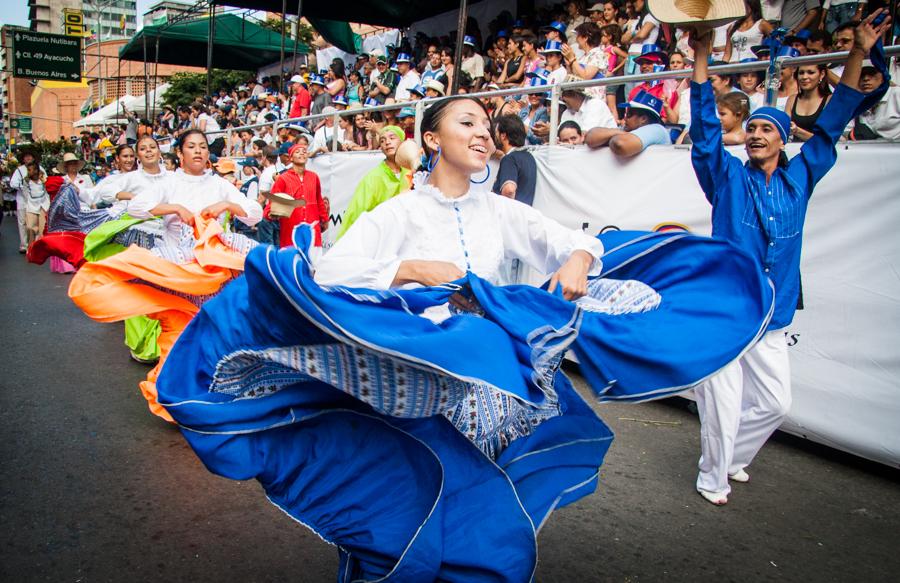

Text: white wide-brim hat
xmin=57 ymin=152 xmax=86 ymax=174
xmin=647 ymin=0 xmax=746 ymax=27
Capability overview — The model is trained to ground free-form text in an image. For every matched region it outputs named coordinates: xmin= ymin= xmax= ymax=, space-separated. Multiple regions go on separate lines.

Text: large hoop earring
xmin=470 ymin=165 xmax=491 ymax=185
xmin=426 ymin=147 xmax=442 ymax=173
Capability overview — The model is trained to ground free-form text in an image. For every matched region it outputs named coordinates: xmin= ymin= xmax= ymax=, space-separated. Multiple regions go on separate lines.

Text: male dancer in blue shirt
xmin=688 ymin=11 xmax=891 ymax=505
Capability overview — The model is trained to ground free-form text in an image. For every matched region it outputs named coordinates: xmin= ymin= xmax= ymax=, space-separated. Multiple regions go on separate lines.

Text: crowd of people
xmin=0 ymin=3 xmax=896 ymax=580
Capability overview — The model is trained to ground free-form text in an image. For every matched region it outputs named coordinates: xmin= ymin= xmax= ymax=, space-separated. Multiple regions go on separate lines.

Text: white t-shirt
xmin=312 ymin=125 xmax=337 ymax=153
xmin=395 ymin=70 xmax=422 ymax=100
xmin=761 ymin=0 xmax=785 ymax=21
xmin=259 ymin=165 xmax=278 ymax=193
xmin=560 ymin=96 xmax=617 ymax=132
xmin=197 ymin=113 xmax=223 ymax=139
xmin=547 ymin=66 xmax=568 ymax=86
xmin=858 ymin=86 xmax=900 ymax=140
xmin=627 ymin=14 xmax=659 ymax=55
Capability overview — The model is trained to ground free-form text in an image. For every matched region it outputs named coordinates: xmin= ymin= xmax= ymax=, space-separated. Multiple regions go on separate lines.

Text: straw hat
xmin=57 ymin=152 xmax=86 ymax=174
xmin=262 ymin=191 xmax=307 ymax=218
xmin=647 ymin=0 xmax=746 ymax=28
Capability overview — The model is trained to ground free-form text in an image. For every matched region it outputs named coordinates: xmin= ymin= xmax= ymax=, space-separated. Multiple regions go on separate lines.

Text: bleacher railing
xmin=221 ymin=44 xmax=899 ymax=154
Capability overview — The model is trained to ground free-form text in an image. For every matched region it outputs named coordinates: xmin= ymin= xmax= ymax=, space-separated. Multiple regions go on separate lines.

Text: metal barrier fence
xmin=222 ymin=44 xmax=900 ymax=153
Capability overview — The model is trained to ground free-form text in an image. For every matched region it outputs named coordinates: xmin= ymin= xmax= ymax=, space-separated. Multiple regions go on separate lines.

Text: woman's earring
xmin=426 ymin=147 xmax=442 ymax=173
xmin=470 ymin=164 xmax=491 ymax=185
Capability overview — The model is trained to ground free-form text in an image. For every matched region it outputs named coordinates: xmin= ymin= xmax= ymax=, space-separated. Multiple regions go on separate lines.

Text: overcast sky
xmin=1 ymin=0 xmax=158 ymax=29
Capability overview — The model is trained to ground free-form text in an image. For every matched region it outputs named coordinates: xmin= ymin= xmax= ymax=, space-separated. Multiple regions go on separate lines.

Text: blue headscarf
xmin=747 ymin=107 xmax=791 ymax=143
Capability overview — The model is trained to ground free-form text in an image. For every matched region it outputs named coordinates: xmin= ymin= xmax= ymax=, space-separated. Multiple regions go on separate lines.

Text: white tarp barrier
xmin=305 ymin=143 xmax=900 ymax=468
xmin=315 ymin=29 xmax=401 ymax=74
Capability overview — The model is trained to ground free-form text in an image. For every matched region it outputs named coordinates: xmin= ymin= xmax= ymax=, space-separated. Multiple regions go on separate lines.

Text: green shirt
xmin=337 ymin=161 xmax=410 ymax=240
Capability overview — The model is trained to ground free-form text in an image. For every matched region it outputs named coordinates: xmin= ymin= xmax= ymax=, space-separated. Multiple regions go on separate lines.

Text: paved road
xmin=2 ymin=217 xmax=898 ymax=583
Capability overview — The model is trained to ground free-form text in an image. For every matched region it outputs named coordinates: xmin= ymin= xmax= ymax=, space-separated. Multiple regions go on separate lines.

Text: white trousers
xmin=695 ymin=329 xmax=792 ymax=495
xmin=16 ymin=194 xmax=28 ymax=250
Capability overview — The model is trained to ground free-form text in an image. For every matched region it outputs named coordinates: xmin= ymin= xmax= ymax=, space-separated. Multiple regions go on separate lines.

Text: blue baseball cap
xmin=397 ymin=107 xmax=416 ymax=119
xmin=463 ymin=35 xmax=476 ymax=47
xmin=237 ymin=157 xmax=259 ymax=168
xmin=389 ymin=62 xmax=399 ymax=73
xmin=747 ymin=107 xmax=790 ymax=143
xmin=410 ymin=84 xmax=427 ymax=97
xmin=618 ymin=90 xmax=665 ymax=123
xmin=364 ymin=97 xmax=380 ymax=107
xmin=513 ymin=19 xmax=525 ymax=28
xmin=309 ymin=74 xmax=326 ymax=87
xmin=332 ymin=94 xmax=349 ymax=106
xmin=497 ymin=30 xmax=508 ymax=38
xmin=277 ymin=142 xmax=292 ymax=155
xmin=396 ymin=52 xmax=413 ymax=63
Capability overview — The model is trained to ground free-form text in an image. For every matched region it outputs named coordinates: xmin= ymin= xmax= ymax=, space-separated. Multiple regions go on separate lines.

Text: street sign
xmin=11 ymin=29 xmax=82 ymax=82
xmin=63 ymin=9 xmax=87 ymax=37
xmin=10 ymin=118 xmax=33 ymax=133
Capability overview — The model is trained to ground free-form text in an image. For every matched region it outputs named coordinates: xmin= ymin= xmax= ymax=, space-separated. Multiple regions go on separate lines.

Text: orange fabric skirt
xmin=68 ymin=218 xmax=250 ymax=422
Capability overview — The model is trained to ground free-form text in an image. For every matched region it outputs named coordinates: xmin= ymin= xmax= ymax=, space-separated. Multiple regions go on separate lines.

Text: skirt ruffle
xmin=69 ymin=218 xmax=256 ymax=422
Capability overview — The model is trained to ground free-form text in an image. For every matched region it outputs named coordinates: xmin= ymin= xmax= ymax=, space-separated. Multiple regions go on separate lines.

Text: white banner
xmin=306 ymin=143 xmax=900 ymax=467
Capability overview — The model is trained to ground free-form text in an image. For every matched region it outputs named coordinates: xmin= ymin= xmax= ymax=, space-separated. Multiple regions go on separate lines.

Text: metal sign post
xmin=11 ymin=29 xmax=82 ymax=82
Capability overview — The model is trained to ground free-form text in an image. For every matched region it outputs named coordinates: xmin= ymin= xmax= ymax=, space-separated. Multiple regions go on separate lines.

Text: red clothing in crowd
xmin=628 ymin=80 xmax=680 ymax=122
xmin=266 ymin=167 xmax=329 ymax=248
xmin=289 ymin=86 xmax=311 ymax=119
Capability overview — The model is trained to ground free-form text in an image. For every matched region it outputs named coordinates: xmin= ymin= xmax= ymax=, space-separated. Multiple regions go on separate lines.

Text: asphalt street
xmin=2 ymin=216 xmax=898 ymax=583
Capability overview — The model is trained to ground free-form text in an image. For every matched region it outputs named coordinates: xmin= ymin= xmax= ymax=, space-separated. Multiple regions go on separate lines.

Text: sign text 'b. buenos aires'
xmin=11 ymin=30 xmax=82 ymax=82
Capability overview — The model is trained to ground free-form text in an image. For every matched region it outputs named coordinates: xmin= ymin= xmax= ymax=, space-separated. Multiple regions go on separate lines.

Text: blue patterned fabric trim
xmin=212 ymin=345 xmax=470 ymax=419
xmin=575 ymin=278 xmax=662 ymax=315
xmin=112 ymin=221 xmax=164 ymax=250
xmin=151 ymin=225 xmax=260 ymax=264
xmin=442 ymin=384 xmax=561 ymax=460
xmin=138 ymin=280 xmax=220 ymax=308
xmin=46 ymin=184 xmax=112 ymax=233
xmin=210 ymin=344 xmax=560 ymax=458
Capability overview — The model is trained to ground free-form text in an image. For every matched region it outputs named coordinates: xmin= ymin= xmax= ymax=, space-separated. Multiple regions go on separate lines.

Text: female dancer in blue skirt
xmin=156 ymin=96 xmax=775 ymax=581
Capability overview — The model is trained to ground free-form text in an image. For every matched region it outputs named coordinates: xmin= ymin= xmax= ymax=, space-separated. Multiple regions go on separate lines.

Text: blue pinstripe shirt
xmin=689 ymin=80 xmax=875 ymax=330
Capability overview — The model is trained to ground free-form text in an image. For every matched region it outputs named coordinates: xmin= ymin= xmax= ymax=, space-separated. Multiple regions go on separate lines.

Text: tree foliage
xmin=258 ymin=17 xmax=315 ymax=45
xmin=162 ymin=69 xmax=255 ymax=107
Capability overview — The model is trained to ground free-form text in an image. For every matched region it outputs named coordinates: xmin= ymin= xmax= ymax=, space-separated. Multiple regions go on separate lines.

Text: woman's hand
xmin=200 ymin=201 xmax=233 ymax=220
xmin=548 ymin=250 xmax=594 ymax=300
xmin=394 ymin=260 xmax=465 ymax=287
xmin=174 ymin=204 xmax=195 ymax=225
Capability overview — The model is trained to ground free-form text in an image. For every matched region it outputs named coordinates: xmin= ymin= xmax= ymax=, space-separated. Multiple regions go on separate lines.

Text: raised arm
xmin=687 ymin=28 xmax=732 ymax=203
xmin=790 ymin=11 xmax=892 ymax=194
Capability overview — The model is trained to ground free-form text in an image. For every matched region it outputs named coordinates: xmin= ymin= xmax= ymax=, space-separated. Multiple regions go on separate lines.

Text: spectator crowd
xmin=3 ymin=0 xmax=898 ymax=251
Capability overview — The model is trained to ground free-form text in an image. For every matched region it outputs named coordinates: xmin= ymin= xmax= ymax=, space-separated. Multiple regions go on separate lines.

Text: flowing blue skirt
xmin=157 ymin=226 xmax=773 ymax=582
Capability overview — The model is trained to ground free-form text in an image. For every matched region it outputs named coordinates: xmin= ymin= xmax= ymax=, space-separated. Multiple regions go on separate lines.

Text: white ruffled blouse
xmin=128 ymin=169 xmax=262 ymax=246
xmin=315 ymin=174 xmax=603 ymax=289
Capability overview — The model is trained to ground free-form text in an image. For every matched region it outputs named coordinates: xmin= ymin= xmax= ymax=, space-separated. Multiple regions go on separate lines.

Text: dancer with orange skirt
xmin=68 ymin=130 xmax=262 ymax=421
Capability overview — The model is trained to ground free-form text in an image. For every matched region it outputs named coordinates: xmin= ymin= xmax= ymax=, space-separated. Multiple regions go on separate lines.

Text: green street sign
xmin=11 ymin=29 xmax=82 ymax=82
xmin=10 ymin=117 xmax=32 ymax=133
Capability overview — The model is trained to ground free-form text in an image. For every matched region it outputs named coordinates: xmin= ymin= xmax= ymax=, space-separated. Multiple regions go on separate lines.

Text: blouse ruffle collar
xmin=412 ymin=172 xmax=486 ymax=205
